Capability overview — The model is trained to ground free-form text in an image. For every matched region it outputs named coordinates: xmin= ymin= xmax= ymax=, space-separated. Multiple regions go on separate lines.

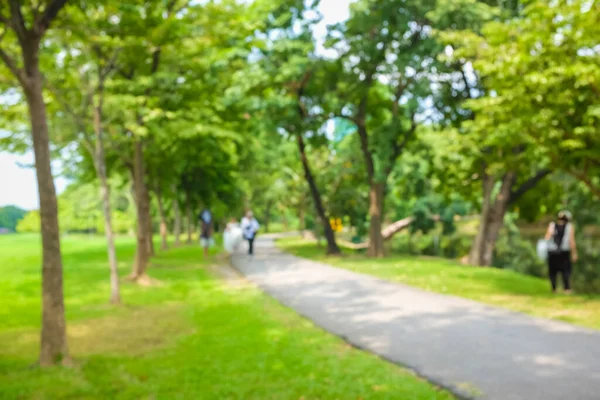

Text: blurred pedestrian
xmin=241 ymin=211 xmax=259 ymax=257
xmin=544 ymin=210 xmax=578 ymax=294
xmin=199 ymin=208 xmax=214 ymax=257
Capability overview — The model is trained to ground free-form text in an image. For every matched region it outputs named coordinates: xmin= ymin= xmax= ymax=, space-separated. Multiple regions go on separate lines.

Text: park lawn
xmin=0 ymin=234 xmax=452 ymax=400
xmin=277 ymin=237 xmax=600 ymax=330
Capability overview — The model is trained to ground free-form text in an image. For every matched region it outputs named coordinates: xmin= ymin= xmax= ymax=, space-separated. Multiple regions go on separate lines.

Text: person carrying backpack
xmin=544 ymin=211 xmax=578 ymax=294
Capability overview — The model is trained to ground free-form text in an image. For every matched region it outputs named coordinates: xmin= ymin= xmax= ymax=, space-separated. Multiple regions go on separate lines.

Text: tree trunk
xmin=296 ymin=134 xmax=340 ymax=255
xmin=468 ymin=173 xmax=494 ymax=266
xmin=131 ymin=140 xmax=150 ymax=280
xmin=298 ymin=201 xmax=305 ymax=233
xmin=172 ymin=184 xmax=181 ymax=246
xmin=94 ymin=86 xmax=121 ymax=304
xmin=469 ymin=172 xmax=516 ymax=266
xmin=481 ymin=172 xmax=516 ymax=266
xmin=144 ymin=187 xmax=154 ymax=257
xmin=24 ymin=57 xmax=68 ymax=366
xmin=155 ymin=186 xmax=169 ymax=251
xmin=93 ymin=102 xmax=120 ymax=304
xmin=185 ymin=190 xmax=193 ymax=244
xmin=282 ymin=212 xmax=289 ymax=231
xmin=367 ymin=182 xmax=386 ymax=257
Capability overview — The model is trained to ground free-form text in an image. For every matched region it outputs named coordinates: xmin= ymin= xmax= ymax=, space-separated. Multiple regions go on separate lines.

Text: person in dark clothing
xmin=241 ymin=211 xmax=259 ymax=257
xmin=544 ymin=211 xmax=578 ymax=294
xmin=199 ymin=209 xmax=213 ymax=257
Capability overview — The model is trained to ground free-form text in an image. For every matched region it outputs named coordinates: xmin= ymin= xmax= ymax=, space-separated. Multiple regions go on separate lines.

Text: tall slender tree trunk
xmin=24 ymin=52 xmax=68 ymax=366
xmin=469 ymin=173 xmax=494 ymax=266
xmin=155 ymin=185 xmax=169 ymax=251
xmin=185 ymin=190 xmax=193 ymax=244
xmin=367 ymin=182 xmax=386 ymax=257
xmin=298 ymin=201 xmax=305 ymax=233
xmin=356 ymin=123 xmax=387 ymax=258
xmin=131 ymin=140 xmax=150 ymax=280
xmin=172 ymin=184 xmax=181 ymax=246
xmin=296 ymin=134 xmax=340 ymax=255
xmin=281 ymin=211 xmax=289 ymax=231
xmin=93 ymin=100 xmax=120 ymax=304
xmin=144 ymin=187 xmax=154 ymax=257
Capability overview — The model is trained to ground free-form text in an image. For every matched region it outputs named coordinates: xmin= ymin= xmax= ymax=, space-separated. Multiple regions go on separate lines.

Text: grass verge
xmin=277 ymin=237 xmax=600 ymax=330
xmin=0 ymin=234 xmax=452 ymax=399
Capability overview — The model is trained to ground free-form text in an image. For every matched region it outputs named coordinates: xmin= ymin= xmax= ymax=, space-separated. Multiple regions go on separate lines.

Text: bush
xmin=493 ymin=235 xmax=547 ymax=278
xmin=390 ymin=232 xmax=472 ymax=259
xmin=571 ymin=238 xmax=600 ymax=293
xmin=440 ymin=234 xmax=472 ymax=258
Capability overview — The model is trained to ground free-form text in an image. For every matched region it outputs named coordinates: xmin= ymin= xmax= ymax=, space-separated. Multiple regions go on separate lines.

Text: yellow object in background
xmin=330 ymin=218 xmax=343 ymax=233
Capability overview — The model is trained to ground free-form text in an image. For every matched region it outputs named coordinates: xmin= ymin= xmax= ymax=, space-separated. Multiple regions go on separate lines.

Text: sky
xmin=0 ymin=0 xmax=352 ymax=211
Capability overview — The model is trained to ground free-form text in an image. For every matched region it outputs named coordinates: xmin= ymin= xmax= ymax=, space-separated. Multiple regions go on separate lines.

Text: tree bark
xmin=131 ymin=140 xmax=150 ymax=280
xmin=469 ymin=172 xmax=516 ymax=266
xmin=185 ymin=190 xmax=193 ymax=244
xmin=172 ymin=184 xmax=181 ymax=246
xmin=155 ymin=185 xmax=169 ymax=251
xmin=481 ymin=172 xmax=516 ymax=266
xmin=355 ymin=121 xmax=387 ymax=257
xmin=93 ymin=100 xmax=120 ymax=304
xmin=24 ymin=52 xmax=69 ymax=367
xmin=298 ymin=201 xmax=305 ymax=233
xmin=367 ymin=182 xmax=386 ymax=257
xmin=468 ymin=172 xmax=494 ymax=266
xmin=144 ymin=187 xmax=154 ymax=257
xmin=296 ymin=134 xmax=340 ymax=255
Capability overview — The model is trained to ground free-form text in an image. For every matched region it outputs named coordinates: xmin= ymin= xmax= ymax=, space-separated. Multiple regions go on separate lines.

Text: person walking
xmin=544 ymin=210 xmax=578 ymax=294
xmin=199 ymin=208 xmax=214 ymax=257
xmin=241 ymin=211 xmax=259 ymax=257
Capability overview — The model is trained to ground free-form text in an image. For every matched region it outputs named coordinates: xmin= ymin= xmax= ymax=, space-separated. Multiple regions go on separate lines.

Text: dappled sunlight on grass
xmin=0 ymin=234 xmax=453 ymax=399
xmin=278 ymin=237 xmax=600 ymax=330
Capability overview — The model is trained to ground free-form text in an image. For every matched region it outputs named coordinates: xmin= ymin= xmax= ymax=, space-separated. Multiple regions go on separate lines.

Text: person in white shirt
xmin=223 ymin=218 xmax=242 ymax=254
xmin=241 ymin=211 xmax=260 ymax=256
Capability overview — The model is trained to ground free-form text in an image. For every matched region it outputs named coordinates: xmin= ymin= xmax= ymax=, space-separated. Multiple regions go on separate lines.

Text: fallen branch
xmin=338 ymin=217 xmax=416 ymax=250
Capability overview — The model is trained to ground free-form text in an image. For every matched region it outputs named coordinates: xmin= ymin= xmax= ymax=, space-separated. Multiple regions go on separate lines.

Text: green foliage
xmin=493 ymin=235 xmax=547 ymax=278
xmin=0 ymin=205 xmax=26 ymax=231
xmin=16 ymin=211 xmax=40 ymax=233
xmin=16 ymin=182 xmax=136 ymax=235
xmin=411 ymin=195 xmax=470 ymax=235
xmin=460 ymin=0 xmax=600 ymax=197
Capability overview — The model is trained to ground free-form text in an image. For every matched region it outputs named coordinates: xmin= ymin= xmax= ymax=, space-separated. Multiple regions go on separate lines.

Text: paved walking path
xmin=231 ymin=236 xmax=600 ymax=400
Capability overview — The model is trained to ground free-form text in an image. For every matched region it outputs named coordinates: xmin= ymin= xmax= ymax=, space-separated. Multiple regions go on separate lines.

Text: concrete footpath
xmin=231 ymin=236 xmax=600 ymax=400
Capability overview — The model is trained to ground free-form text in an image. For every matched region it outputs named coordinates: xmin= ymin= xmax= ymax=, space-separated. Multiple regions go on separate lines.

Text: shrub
xmin=493 ymin=235 xmax=547 ymax=278
xmin=440 ymin=234 xmax=472 ymax=259
xmin=571 ymin=238 xmax=600 ymax=293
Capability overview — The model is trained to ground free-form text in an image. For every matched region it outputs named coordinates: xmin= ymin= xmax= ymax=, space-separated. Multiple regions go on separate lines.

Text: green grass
xmin=0 ymin=234 xmax=452 ymax=400
xmin=277 ymin=237 xmax=600 ymax=330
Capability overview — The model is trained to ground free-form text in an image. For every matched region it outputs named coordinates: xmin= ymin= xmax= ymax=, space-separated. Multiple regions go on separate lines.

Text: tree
xmin=0 ymin=0 xmax=70 ymax=366
xmin=234 ymin=0 xmax=342 ymax=254
xmin=47 ymin=3 xmax=124 ymax=303
xmin=324 ymin=0 xmax=437 ymax=256
xmin=0 ymin=205 xmax=27 ymax=231
xmin=432 ymin=0 xmax=554 ymax=266
xmin=467 ymin=0 xmax=600 ymax=199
